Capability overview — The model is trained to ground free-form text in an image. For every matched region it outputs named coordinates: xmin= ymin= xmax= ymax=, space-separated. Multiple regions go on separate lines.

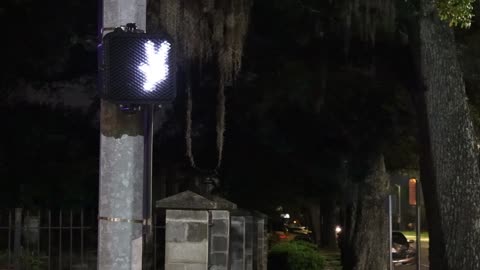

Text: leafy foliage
xmin=0 ymin=250 xmax=46 ymax=270
xmin=268 ymin=241 xmax=325 ymax=270
xmin=436 ymin=0 xmax=475 ymax=28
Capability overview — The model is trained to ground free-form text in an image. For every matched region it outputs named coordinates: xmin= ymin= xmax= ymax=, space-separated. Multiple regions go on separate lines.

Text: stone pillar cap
xmin=156 ymin=190 xmax=237 ymax=210
xmin=230 ymin=209 xmax=268 ymax=218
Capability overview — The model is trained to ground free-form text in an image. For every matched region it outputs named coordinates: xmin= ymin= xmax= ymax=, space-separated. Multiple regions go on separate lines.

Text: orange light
xmin=409 ymin=178 xmax=417 ymax=206
xmin=279 ymin=234 xmax=287 ymax=239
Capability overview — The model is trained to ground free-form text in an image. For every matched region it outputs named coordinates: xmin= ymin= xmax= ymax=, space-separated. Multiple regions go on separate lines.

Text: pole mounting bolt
xmin=125 ymin=23 xmax=137 ymax=32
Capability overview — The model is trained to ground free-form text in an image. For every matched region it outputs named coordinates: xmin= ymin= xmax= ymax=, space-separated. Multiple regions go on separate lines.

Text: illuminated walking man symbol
xmin=138 ymin=40 xmax=171 ymax=92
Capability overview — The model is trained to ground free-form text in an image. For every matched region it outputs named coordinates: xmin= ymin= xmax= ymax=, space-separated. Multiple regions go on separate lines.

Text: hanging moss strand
xmin=149 ymin=0 xmax=253 ymax=170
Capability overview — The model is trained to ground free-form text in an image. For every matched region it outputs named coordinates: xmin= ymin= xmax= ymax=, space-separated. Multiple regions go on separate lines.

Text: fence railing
xmin=0 ymin=209 xmax=166 ymax=270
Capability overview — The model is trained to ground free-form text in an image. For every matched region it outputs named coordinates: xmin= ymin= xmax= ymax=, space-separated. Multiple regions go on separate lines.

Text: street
xmin=395 ymin=240 xmax=429 ymax=270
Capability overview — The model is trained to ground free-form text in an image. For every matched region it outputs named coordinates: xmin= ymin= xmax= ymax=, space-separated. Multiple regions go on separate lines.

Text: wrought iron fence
xmin=0 ymin=209 xmax=166 ymax=270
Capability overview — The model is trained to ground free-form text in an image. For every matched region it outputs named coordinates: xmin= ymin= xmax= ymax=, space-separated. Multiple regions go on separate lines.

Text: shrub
xmin=268 ymin=240 xmax=325 ymax=270
xmin=21 ymin=252 xmax=46 ymax=270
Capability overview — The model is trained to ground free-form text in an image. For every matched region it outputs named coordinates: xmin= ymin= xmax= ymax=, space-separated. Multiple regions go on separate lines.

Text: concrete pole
xmin=98 ymin=0 xmax=146 ymax=269
xmin=142 ymin=104 xmax=155 ymax=269
xmin=394 ymin=184 xmax=401 ymax=229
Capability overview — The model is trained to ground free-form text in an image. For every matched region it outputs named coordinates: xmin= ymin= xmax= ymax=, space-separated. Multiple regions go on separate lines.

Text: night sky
xmin=1 ymin=0 xmax=479 ymax=217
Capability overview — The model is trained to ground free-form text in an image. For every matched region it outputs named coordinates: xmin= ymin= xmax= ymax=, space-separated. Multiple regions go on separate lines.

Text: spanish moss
xmin=148 ymin=0 xmax=253 ymax=171
xmin=148 ymin=0 xmax=252 ymax=84
xmin=342 ymin=0 xmax=396 ymax=52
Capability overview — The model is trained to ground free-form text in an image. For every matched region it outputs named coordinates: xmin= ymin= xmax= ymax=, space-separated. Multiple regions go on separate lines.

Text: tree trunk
xmin=414 ymin=1 xmax=480 ymax=269
xmin=340 ymin=154 xmax=389 ymax=270
xmin=307 ymin=202 xmax=322 ymax=245
xmin=321 ymin=199 xmax=338 ymax=248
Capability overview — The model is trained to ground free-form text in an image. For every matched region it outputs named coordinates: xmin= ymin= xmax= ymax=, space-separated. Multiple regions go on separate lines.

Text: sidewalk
xmin=318 ymin=248 xmax=342 ymax=270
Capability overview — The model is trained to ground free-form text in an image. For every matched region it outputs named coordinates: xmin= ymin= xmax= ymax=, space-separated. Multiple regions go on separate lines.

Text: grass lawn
xmin=318 ymin=247 xmax=342 ymax=270
xmin=401 ymin=231 xmax=429 ymax=240
xmin=315 ymin=231 xmax=428 ymax=270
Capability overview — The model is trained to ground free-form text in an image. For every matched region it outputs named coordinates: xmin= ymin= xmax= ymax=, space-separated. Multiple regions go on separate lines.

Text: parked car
xmin=392 ymin=231 xmax=416 ymax=266
xmin=269 ymin=221 xmax=314 ymax=245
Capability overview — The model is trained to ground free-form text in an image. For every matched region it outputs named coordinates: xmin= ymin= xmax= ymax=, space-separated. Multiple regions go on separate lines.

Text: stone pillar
xmin=230 ymin=216 xmax=245 ymax=270
xmin=254 ymin=217 xmax=267 ymax=270
xmin=165 ymin=210 xmax=209 ymax=270
xmin=244 ymin=216 xmax=254 ymax=270
xmin=230 ymin=211 xmax=268 ymax=270
xmin=209 ymin=210 xmax=230 ymax=270
xmin=230 ymin=212 xmax=255 ymax=270
xmin=157 ymin=191 xmax=237 ymax=270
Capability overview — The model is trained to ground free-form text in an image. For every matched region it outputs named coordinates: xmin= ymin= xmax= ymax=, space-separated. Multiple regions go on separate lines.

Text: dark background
xmin=1 ymin=0 xmax=479 ymax=218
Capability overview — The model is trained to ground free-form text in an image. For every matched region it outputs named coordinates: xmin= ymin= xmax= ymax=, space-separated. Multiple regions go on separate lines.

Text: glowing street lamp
xmin=409 ymin=178 xmax=417 ymax=206
xmin=100 ymin=28 xmax=176 ymax=104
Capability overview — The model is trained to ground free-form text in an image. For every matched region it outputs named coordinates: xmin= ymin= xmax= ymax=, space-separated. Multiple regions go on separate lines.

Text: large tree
xmin=225 ymin=2 xmax=417 ymax=267
xmin=411 ymin=0 xmax=480 ymax=269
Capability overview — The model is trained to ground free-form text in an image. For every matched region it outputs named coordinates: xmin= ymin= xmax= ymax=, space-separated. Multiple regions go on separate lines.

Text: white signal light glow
xmin=138 ymin=40 xmax=171 ymax=92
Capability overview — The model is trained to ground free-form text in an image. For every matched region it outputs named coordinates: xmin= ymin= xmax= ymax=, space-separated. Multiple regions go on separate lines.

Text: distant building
xmin=390 ymin=173 xmax=427 ymax=231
